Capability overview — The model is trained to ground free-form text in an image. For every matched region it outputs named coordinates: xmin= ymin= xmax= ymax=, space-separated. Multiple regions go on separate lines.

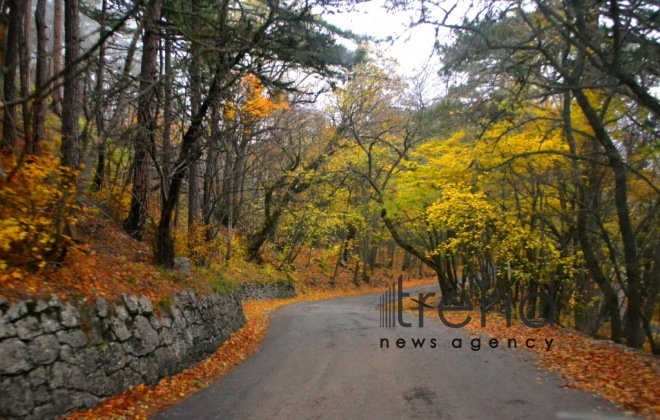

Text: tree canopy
xmin=0 ymin=0 xmax=657 ymax=355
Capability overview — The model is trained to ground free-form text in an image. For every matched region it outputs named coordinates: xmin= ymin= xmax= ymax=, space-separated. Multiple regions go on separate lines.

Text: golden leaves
xmin=0 ymin=153 xmax=78 ymax=278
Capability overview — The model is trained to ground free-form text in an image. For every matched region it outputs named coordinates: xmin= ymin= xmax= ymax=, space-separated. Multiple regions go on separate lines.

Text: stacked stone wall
xmin=0 ymin=291 xmax=245 ymax=419
xmin=239 ymin=282 xmax=296 ymax=300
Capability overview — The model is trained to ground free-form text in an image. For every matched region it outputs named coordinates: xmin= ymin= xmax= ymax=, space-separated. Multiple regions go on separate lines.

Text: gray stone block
xmin=138 ymin=295 xmax=154 ymax=314
xmin=47 ymin=295 xmax=62 ymax=309
xmin=85 ymin=316 xmax=104 ymax=346
xmin=122 ymin=294 xmax=140 ymax=315
xmin=124 ymin=315 xmax=158 ymax=356
xmin=86 ymin=371 xmax=114 ymax=397
xmin=59 ymin=346 xmax=100 ymax=374
xmin=28 ymin=402 xmax=57 ymax=420
xmin=56 ymin=329 xmax=88 ymax=348
xmin=95 ymin=297 xmax=108 ymax=318
xmin=0 ymin=313 xmax=17 ymax=339
xmin=109 ymin=367 xmax=142 ymax=394
xmin=6 ymin=301 xmax=28 ymax=321
xmin=98 ymin=342 xmax=129 ymax=374
xmin=33 ymin=300 xmax=49 ymax=313
xmin=110 ymin=316 xmax=131 ymax=342
xmin=149 ymin=315 xmax=162 ymax=331
xmin=154 ymin=346 xmax=177 ymax=377
xmin=158 ymin=325 xmax=174 ymax=345
xmin=51 ymin=389 xmax=98 ymax=413
xmin=16 ymin=316 xmax=44 ymax=340
xmin=40 ymin=311 xmax=62 ymax=333
xmin=28 ymin=334 xmax=60 ymax=365
xmin=0 ymin=375 xmax=34 ymax=416
xmin=49 ymin=361 xmax=87 ymax=390
xmin=0 ymin=337 xmax=31 ymax=374
xmin=239 ymin=282 xmax=296 ymax=300
xmin=161 ymin=316 xmax=173 ymax=329
xmin=28 ymin=366 xmax=47 ymax=387
xmin=129 ymin=356 xmax=159 ymax=386
xmin=32 ymin=384 xmax=52 ymax=406
xmin=114 ymin=304 xmax=129 ymax=321
xmin=60 ymin=303 xmax=81 ymax=328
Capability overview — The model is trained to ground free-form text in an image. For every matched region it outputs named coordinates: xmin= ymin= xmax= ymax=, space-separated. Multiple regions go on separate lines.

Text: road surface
xmin=155 ymin=288 xmax=627 ymax=419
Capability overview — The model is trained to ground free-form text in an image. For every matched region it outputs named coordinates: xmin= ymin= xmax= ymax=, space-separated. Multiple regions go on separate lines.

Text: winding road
xmin=155 ymin=288 xmax=627 ymax=419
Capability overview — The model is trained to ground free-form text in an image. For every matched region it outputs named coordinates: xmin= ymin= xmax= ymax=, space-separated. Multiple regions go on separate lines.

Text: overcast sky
xmin=320 ymin=0 xmax=442 ymax=76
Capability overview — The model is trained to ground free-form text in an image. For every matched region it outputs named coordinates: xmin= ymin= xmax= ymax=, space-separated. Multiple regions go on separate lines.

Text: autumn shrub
xmin=94 ymin=179 xmax=132 ymax=221
xmin=205 ymin=268 xmax=239 ymax=295
xmin=91 ymin=145 xmax=134 ymax=221
xmin=0 ymin=153 xmax=78 ymax=274
xmin=173 ymin=221 xmax=249 ymax=269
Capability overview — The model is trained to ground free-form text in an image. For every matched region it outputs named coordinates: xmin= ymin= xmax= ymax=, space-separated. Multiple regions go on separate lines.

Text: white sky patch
xmin=321 ymin=0 xmax=440 ymax=76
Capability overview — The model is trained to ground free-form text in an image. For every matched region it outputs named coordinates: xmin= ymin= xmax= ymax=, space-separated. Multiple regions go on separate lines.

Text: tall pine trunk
xmin=52 ymin=0 xmax=63 ymax=116
xmin=31 ymin=0 xmax=48 ymax=156
xmin=2 ymin=0 xmax=23 ymax=152
xmin=91 ymin=0 xmax=107 ymax=190
xmin=187 ymin=0 xmax=204 ymax=254
xmin=61 ymin=0 xmax=80 ymax=168
xmin=19 ymin=0 xmax=32 ymax=146
xmin=123 ymin=0 xmax=162 ymax=240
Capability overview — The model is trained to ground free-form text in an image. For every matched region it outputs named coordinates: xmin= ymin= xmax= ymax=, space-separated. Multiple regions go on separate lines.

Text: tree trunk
xmin=402 ymin=251 xmax=412 ymax=271
xmin=642 ymin=242 xmax=659 ymax=354
xmin=202 ymin=114 xmax=218 ymax=230
xmin=246 ymin=187 xmax=280 ymax=261
xmin=245 ymin=133 xmax=344 ymax=261
xmin=155 ymin=0 xmax=272 ymax=266
xmin=61 ymin=0 xmax=81 ymax=168
xmin=574 ymin=271 xmax=600 ymax=335
xmin=225 ymin=173 xmax=234 ymax=263
xmin=188 ymin=160 xmax=204 ymax=225
xmin=187 ymin=0 xmax=204 ymax=235
xmin=160 ymin=34 xmax=173 ymax=192
xmin=563 ymin=90 xmax=623 ymax=342
xmin=381 ymin=209 xmax=452 ymax=299
xmin=31 ymin=0 xmax=48 ymax=156
xmin=52 ymin=0 xmax=63 ymax=116
xmin=155 ymin=66 xmax=221 ymax=266
xmin=91 ymin=0 xmax=107 ymax=190
xmin=2 ymin=0 xmax=22 ymax=152
xmin=571 ymin=88 xmax=644 ymax=348
xmin=19 ymin=0 xmax=32 ymax=147
xmin=123 ymin=0 xmax=162 ymax=240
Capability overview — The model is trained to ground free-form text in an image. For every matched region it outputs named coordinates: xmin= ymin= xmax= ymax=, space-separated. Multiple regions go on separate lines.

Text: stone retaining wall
xmin=0 ymin=291 xmax=245 ymax=419
xmin=239 ymin=282 xmax=296 ymax=300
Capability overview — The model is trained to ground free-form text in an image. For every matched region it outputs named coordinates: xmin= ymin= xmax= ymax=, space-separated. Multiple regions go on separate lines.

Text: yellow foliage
xmin=173 ymin=221 xmax=246 ymax=268
xmin=0 ymin=153 xmax=78 ymax=272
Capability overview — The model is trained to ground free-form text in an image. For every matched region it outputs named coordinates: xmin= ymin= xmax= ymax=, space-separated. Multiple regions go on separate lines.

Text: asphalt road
xmin=155 ymin=288 xmax=627 ymax=420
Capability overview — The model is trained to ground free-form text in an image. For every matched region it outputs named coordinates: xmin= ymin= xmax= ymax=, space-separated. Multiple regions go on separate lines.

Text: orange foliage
xmin=224 ymin=74 xmax=289 ymax=123
xmin=0 ymin=215 xmax=215 ymax=303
